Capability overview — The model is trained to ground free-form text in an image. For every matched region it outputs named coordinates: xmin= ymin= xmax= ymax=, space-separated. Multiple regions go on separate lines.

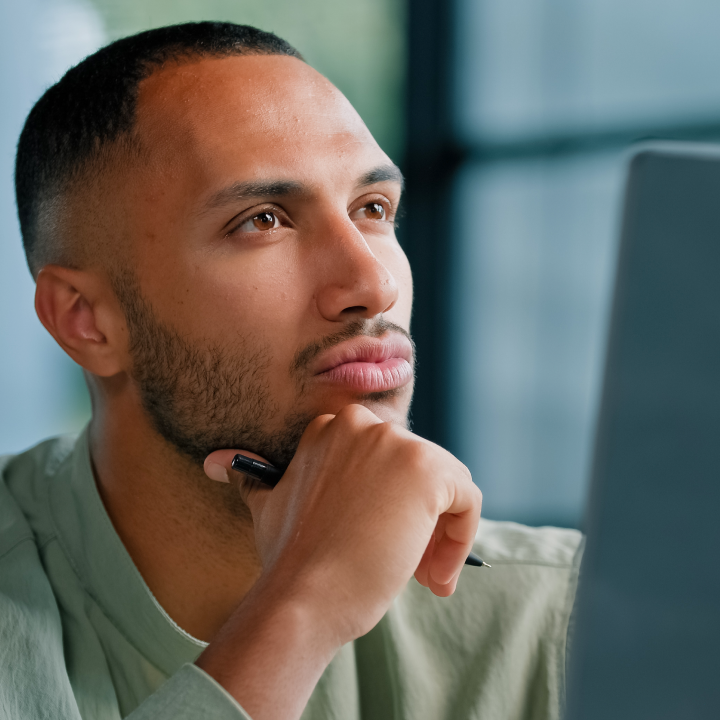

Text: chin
xmin=358 ymin=387 xmax=413 ymax=428
xmin=298 ymin=384 xmax=413 ymax=428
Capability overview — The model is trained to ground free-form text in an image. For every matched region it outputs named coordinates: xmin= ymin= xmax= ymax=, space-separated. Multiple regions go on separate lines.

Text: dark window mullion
xmin=402 ymin=0 xmax=460 ymax=446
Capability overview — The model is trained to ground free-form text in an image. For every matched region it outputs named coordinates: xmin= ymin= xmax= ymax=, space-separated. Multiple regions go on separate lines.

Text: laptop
xmin=565 ymin=142 xmax=720 ymax=719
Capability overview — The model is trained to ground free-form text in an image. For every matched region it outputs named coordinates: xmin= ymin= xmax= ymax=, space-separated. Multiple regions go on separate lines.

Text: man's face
xmin=109 ymin=54 xmax=413 ymax=467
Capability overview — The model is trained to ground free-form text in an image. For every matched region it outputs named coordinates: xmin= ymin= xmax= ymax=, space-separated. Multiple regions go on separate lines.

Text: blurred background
xmin=3 ymin=0 xmax=720 ymax=528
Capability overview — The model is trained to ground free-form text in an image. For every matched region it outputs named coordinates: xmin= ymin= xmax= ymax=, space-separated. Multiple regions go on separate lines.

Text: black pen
xmin=231 ymin=454 xmax=491 ymax=569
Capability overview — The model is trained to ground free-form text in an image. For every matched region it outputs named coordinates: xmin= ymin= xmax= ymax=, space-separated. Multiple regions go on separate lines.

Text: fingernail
xmin=205 ymin=462 xmax=229 ymax=483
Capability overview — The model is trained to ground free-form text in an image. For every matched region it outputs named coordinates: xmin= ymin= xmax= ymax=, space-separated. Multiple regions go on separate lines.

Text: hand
xmin=204 ymin=403 xmax=482 ymax=646
xmin=197 ymin=404 xmax=481 ymax=720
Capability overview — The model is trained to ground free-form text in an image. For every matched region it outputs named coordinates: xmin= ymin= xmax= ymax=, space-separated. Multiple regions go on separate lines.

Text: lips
xmin=312 ymin=335 xmax=414 ymax=393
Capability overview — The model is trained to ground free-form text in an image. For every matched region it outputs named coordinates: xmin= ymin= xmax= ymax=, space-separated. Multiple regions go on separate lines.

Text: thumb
xmin=204 ymin=448 xmax=271 ymax=482
xmin=204 ymin=448 xmax=273 ymax=513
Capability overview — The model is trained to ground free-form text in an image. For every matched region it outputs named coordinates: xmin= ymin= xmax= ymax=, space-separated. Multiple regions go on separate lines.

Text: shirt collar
xmin=49 ymin=428 xmax=207 ymax=677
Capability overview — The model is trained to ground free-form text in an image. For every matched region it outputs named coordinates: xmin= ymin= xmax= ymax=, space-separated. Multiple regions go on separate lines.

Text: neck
xmin=88 ymin=387 xmax=261 ymax=642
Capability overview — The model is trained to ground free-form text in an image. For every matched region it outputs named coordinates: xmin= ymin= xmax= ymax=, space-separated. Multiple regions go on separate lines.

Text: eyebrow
xmin=357 ymin=164 xmax=405 ymax=189
xmin=202 ymin=163 xmax=404 ymax=213
xmin=203 ymin=180 xmax=304 ymax=211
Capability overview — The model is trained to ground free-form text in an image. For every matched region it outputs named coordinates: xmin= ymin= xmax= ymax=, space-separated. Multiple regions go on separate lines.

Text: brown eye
xmin=364 ymin=202 xmax=386 ymax=220
xmin=252 ymin=212 xmax=277 ymax=230
xmin=349 ymin=200 xmax=392 ymax=225
xmin=235 ymin=211 xmax=281 ymax=234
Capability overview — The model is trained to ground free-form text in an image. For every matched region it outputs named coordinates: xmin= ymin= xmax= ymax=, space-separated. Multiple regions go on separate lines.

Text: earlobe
xmin=35 ymin=265 xmax=124 ymax=377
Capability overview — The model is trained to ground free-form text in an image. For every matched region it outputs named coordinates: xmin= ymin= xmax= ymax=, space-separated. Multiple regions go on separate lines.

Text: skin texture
xmin=34 ymin=55 xmax=482 ymax=720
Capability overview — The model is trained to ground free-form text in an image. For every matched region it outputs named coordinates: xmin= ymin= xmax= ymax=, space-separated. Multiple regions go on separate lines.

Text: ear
xmin=35 ymin=265 xmax=126 ymax=377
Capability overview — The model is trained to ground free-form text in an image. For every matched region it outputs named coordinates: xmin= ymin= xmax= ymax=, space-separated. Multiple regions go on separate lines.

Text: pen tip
xmin=484 ymin=563 xmax=491 ymax=568
xmin=466 ymin=551 xmax=490 ymax=567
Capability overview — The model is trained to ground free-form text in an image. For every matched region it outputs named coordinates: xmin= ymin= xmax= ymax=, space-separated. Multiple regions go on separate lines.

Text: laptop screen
xmin=565 ymin=143 xmax=720 ymax=720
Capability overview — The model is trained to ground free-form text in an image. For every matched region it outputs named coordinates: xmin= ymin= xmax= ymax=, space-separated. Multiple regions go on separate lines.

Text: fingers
xmin=204 ymin=448 xmax=276 ymax=518
xmin=415 ymin=530 xmax=462 ymax=597
xmin=422 ymin=471 xmax=482 ymax=598
xmin=414 ymin=532 xmax=435 ymax=588
xmin=201 ymin=413 xmax=342 ymax=516
xmin=204 ymin=406 xmax=482 ymax=606
xmin=428 ymin=571 xmax=461 ymax=598
xmin=202 ymin=406 xmax=378 ymax=485
xmin=299 ymin=405 xmax=383 ymax=451
xmin=204 ymin=448 xmax=270 ymax=483
xmin=428 ymin=535 xmax=466 ymax=587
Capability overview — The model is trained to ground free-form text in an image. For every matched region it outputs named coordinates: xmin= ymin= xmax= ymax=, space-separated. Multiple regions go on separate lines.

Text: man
xmin=0 ymin=22 xmax=582 ymax=720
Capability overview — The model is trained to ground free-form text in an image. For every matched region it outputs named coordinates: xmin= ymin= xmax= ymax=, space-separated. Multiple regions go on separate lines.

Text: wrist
xmin=245 ymin=569 xmax=344 ymax=659
xmin=264 ymin=556 xmax=378 ymax=648
xmin=196 ymin=571 xmax=341 ymax=720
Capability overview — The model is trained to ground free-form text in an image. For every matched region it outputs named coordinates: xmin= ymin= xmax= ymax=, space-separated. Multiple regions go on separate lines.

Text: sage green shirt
xmin=0 ymin=431 xmax=583 ymax=720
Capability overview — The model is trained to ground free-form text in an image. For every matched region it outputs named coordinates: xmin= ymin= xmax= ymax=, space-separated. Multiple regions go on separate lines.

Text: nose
xmin=314 ymin=217 xmax=400 ymax=322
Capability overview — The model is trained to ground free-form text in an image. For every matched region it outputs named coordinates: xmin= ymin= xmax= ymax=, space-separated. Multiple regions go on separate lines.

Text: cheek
xmin=187 ymin=255 xmax=312 ymax=348
xmin=382 ymin=242 xmax=414 ymax=323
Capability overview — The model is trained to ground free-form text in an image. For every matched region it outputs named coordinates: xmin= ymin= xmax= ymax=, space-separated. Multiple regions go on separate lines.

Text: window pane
xmin=449 ymin=152 xmax=625 ymax=527
xmin=0 ymin=0 xmax=103 ymax=455
xmin=456 ymin=0 xmax=720 ymax=143
xmin=89 ymin=0 xmax=406 ymax=161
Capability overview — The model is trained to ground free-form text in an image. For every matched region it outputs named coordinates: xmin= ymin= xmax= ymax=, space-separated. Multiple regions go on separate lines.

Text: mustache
xmin=290 ymin=317 xmax=415 ymax=377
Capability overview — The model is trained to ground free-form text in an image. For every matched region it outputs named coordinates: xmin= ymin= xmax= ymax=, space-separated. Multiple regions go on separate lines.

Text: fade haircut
xmin=15 ymin=22 xmax=303 ymax=277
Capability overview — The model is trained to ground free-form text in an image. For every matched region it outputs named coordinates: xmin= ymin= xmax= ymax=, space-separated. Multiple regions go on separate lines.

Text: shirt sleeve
xmin=0 ymin=484 xmax=84 ymax=720
xmin=0 ymin=475 xmax=251 ymax=720
xmin=126 ymin=665 xmax=253 ymax=720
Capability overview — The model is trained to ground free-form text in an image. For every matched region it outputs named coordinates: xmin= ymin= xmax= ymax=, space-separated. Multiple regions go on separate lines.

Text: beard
xmin=112 ymin=271 xmax=414 ymax=470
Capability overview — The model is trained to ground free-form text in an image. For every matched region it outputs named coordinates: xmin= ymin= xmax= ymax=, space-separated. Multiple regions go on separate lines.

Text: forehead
xmin=133 ymin=54 xmax=385 ymax=185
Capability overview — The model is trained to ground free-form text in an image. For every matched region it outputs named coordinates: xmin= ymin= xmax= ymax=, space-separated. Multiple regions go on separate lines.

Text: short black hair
xmin=15 ymin=21 xmax=303 ymax=275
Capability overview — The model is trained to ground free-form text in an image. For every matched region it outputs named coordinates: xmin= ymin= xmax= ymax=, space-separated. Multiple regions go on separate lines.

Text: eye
xmin=352 ymin=202 xmax=387 ymax=221
xmin=235 ymin=211 xmax=281 ymax=233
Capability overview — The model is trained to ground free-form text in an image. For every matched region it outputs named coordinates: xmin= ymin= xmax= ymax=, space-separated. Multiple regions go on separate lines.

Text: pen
xmin=231 ymin=454 xmax=491 ymax=569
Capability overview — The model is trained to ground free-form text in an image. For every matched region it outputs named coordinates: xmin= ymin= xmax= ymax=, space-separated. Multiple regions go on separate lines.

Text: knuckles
xmin=306 ymin=413 xmax=337 ymax=434
xmin=396 ymin=438 xmax=435 ymax=474
xmin=299 ymin=405 xmax=481 ymax=515
xmin=333 ymin=403 xmax=378 ymax=428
